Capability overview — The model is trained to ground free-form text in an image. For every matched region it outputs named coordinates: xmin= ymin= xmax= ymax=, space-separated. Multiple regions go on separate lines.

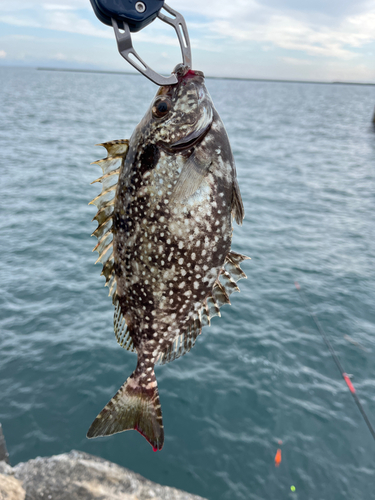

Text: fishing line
xmin=294 ymin=281 xmax=375 ymax=442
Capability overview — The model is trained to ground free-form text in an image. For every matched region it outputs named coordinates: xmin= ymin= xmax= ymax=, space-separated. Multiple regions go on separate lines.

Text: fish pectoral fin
xmin=87 ymin=369 xmax=164 ymax=451
xmin=170 ymin=151 xmax=212 ymax=203
xmin=231 ymin=178 xmax=245 ymax=225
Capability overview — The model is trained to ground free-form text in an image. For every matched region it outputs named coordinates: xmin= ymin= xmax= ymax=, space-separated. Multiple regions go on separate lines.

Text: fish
xmin=87 ymin=64 xmax=249 ymax=451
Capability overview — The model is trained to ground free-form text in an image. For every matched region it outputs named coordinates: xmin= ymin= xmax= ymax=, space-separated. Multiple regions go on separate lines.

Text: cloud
xmin=43 ymin=4 xmax=78 ymax=11
xmin=0 ymin=49 xmax=6 ymax=58
xmin=281 ymin=57 xmax=313 ymax=66
xmin=0 ymin=7 xmax=181 ymax=47
xmin=0 ymin=14 xmax=41 ymax=28
xmin=46 ymin=11 xmax=112 ymax=38
xmin=0 ymin=10 xmax=114 ymax=40
xmin=189 ymin=1 xmax=375 ymax=60
xmin=1 ymin=0 xmax=375 ymax=80
xmin=172 ymin=0 xmax=375 ymax=22
xmin=53 ymin=52 xmax=67 ymax=60
xmin=210 ymin=16 xmax=360 ymax=59
xmin=0 ymin=0 xmax=89 ymax=11
xmin=1 ymin=0 xmax=375 ymax=61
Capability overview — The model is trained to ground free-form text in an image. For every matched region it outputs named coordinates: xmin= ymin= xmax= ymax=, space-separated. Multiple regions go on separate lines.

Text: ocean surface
xmin=0 ymin=66 xmax=374 ymax=499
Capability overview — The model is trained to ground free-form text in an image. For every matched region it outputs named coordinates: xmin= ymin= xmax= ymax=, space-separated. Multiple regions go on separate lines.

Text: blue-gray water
xmin=0 ymin=66 xmax=374 ymax=499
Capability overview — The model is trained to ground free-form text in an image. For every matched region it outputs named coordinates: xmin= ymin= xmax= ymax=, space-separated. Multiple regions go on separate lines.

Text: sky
xmin=0 ymin=0 xmax=375 ymax=82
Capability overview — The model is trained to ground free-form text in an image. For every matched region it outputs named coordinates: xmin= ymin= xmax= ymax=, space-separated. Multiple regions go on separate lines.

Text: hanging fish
xmin=87 ymin=65 xmax=249 ymax=451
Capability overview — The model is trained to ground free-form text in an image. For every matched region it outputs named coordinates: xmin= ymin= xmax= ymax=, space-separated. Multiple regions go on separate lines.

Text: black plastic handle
xmin=90 ymin=0 xmax=164 ymax=32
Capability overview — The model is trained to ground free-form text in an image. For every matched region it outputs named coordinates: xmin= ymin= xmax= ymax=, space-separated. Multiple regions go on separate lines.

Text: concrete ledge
xmin=0 ymin=424 xmax=9 ymax=464
xmin=0 ymin=473 xmax=25 ymax=500
xmin=0 ymin=451 xmax=207 ymax=500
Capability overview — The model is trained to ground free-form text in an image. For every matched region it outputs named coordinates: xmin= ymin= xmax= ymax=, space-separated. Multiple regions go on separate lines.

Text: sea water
xmin=0 ymin=67 xmax=374 ymax=500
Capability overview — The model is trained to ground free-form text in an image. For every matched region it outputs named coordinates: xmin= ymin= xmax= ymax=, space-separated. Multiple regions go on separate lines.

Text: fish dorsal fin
xmin=114 ymin=299 xmax=136 ymax=352
xmin=156 ymin=250 xmax=250 ymax=365
xmin=231 ymin=179 xmax=245 ymax=225
xmin=171 ymin=150 xmax=212 ymax=203
xmin=90 ymin=140 xmax=129 ymax=300
xmin=97 ymin=139 xmax=130 ymax=158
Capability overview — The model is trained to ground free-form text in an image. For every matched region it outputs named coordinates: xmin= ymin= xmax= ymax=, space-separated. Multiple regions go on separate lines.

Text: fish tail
xmin=86 ymin=368 xmax=164 ymax=451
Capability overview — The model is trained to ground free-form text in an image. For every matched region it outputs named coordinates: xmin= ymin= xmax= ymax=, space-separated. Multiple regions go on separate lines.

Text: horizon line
xmin=36 ymin=67 xmax=375 ymax=87
xmin=2 ymin=65 xmax=375 ymax=87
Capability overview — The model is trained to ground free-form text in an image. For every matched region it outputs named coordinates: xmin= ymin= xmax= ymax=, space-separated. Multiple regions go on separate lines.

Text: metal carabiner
xmin=90 ymin=0 xmax=191 ymax=86
xmin=112 ymin=3 xmax=191 ymax=86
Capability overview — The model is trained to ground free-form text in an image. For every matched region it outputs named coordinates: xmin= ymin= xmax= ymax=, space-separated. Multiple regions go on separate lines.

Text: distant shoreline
xmin=1 ymin=65 xmax=374 ymax=87
xmin=34 ymin=67 xmax=375 ymax=87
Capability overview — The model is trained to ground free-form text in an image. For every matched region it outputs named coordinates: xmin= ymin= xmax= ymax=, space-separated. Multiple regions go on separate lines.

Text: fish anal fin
xmin=212 ymin=281 xmax=231 ymax=307
xmin=201 ymin=301 xmax=210 ymax=327
xmin=207 ymin=296 xmax=221 ymax=320
xmin=87 ymin=369 xmax=164 ymax=452
xmin=224 ymin=258 xmax=247 ymax=282
xmin=219 ymin=270 xmax=240 ymax=295
xmin=156 ymin=314 xmax=202 ymax=365
xmin=156 ymin=249 xmax=250 ymax=366
xmin=227 ymin=250 xmax=251 ymax=266
xmin=231 ymin=179 xmax=245 ymax=225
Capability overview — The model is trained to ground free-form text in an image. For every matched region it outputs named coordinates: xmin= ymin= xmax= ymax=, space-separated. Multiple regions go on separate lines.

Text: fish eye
xmin=152 ymin=98 xmax=171 ymax=118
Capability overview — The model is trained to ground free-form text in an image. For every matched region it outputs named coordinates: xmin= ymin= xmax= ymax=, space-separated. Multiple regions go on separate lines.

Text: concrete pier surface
xmin=0 ymin=445 xmax=207 ymax=500
xmin=0 ymin=424 xmax=9 ymax=464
